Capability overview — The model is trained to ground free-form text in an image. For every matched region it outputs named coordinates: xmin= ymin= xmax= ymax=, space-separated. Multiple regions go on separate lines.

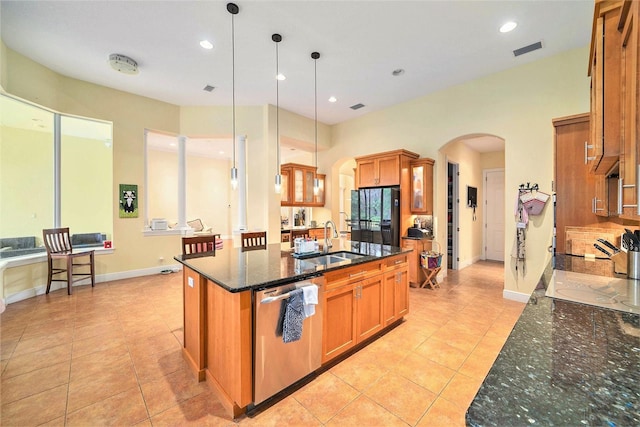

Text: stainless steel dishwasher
xmin=253 ymin=276 xmax=324 ymax=405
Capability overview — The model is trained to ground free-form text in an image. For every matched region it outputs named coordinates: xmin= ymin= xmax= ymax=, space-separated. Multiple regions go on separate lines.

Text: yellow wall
xmin=329 ymin=46 xmax=590 ymax=296
xmin=441 ymin=140 xmax=484 ymax=267
xmin=480 ymin=151 xmax=505 ymax=170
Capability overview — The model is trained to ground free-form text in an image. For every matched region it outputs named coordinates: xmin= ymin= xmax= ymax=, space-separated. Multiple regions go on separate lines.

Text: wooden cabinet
xmin=322 ymin=256 xmax=408 ymax=364
xmin=382 ymin=254 xmax=409 ymax=326
xmin=355 ymin=149 xmax=419 ymax=188
xmin=410 ymin=158 xmax=435 ymax=214
xmin=401 ymin=238 xmax=435 ymax=285
xmin=280 ymin=163 xmax=325 ymax=207
xmin=589 ymin=2 xmax=623 ymax=175
xmin=554 ymin=113 xmax=599 ymax=253
xmin=183 ymin=266 xmax=207 ymax=381
xmin=322 ymin=261 xmax=383 ymax=363
xmin=619 ymin=0 xmax=640 ymax=220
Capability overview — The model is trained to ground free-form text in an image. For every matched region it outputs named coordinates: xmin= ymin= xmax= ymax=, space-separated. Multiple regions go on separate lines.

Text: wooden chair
xmin=241 ymin=231 xmax=267 ymax=251
xmin=182 ymin=234 xmax=220 ymax=259
xmin=42 ymin=227 xmax=95 ymax=295
xmin=290 ymin=229 xmax=310 ymax=247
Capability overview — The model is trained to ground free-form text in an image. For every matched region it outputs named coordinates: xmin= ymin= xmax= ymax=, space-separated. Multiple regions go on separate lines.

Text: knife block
xmin=611 ymin=252 xmax=627 ymax=275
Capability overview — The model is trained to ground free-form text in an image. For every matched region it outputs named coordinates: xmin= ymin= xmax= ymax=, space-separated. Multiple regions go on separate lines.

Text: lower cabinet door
xmin=382 ymin=271 xmax=397 ymax=326
xmin=322 ymin=284 xmax=356 ymax=363
xmin=394 ymin=269 xmax=409 ymax=318
xmin=355 ymin=275 xmax=383 ymax=342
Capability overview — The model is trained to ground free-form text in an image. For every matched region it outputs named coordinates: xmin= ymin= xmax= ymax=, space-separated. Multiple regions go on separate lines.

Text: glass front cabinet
xmin=280 ymin=163 xmax=325 ymax=207
xmin=410 ymin=158 xmax=435 ymax=214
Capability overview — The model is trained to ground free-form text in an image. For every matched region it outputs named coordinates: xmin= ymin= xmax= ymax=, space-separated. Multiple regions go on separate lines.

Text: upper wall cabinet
xmin=280 ymin=163 xmax=325 ymax=207
xmin=588 ymin=1 xmax=623 ymax=175
xmin=619 ymin=0 xmax=640 ymax=220
xmin=355 ymin=149 xmax=419 ymax=188
xmin=410 ymin=158 xmax=435 ymax=214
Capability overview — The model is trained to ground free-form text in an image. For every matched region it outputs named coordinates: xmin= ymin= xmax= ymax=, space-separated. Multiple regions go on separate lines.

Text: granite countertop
xmin=174 ymin=239 xmax=410 ymax=293
xmin=466 ymin=258 xmax=640 ymax=426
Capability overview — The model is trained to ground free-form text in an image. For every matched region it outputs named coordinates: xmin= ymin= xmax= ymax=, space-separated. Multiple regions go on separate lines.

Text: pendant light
xmin=311 ymin=52 xmax=320 ymax=196
xmin=273 ymin=34 xmax=283 ymax=193
xmin=228 ymin=2 xmax=239 ymax=189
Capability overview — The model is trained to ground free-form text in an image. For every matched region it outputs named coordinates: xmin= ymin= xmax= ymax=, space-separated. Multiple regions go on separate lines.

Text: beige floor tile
xmin=242 ymin=396 xmax=321 ymax=427
xmin=439 ymin=373 xmax=484 ymax=409
xmin=325 ymin=395 xmax=406 ymax=427
xmin=393 ymin=352 xmax=456 ymax=394
xmin=414 ymin=336 xmax=469 ymax=370
xmin=131 ymin=347 xmax=189 ymax=383
xmin=65 ymin=387 xmax=148 ymax=426
xmin=67 ymin=363 xmax=139 ymax=413
xmin=71 ymin=328 xmax=127 ymax=359
xmin=11 ymin=329 xmax=73 ymax=357
xmin=150 ymin=390 xmax=231 ymax=426
xmin=329 ymin=350 xmax=390 ymax=392
xmin=1 ymin=384 xmax=68 ymax=426
xmin=417 ymin=396 xmax=466 ymax=427
xmin=1 ymin=361 xmax=70 ymax=405
xmin=69 ymin=344 xmax=132 ymax=382
xmin=364 ymin=372 xmax=436 ymax=425
xmin=140 ymin=367 xmax=210 ymax=416
xmin=2 ymin=342 xmax=72 ymax=379
xmin=293 ymin=372 xmax=359 ymax=423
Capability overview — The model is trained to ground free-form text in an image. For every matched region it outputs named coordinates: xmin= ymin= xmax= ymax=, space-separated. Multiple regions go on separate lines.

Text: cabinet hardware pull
xmin=592 ymin=197 xmax=596 ymax=214
xmin=618 ymin=178 xmax=638 ymax=214
xmin=349 ymin=271 xmax=366 ymax=278
xmin=584 ymin=141 xmax=595 ymax=164
xmin=394 ymin=260 xmax=403 ymax=264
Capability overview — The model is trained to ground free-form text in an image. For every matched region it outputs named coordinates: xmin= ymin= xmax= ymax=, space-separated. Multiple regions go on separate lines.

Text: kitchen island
xmin=466 ymin=259 xmax=640 ymax=426
xmin=175 ymin=239 xmax=411 ymax=419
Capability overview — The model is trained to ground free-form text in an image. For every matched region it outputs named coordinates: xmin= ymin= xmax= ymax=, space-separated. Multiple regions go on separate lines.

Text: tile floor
xmin=1 ymin=260 xmax=523 ymax=426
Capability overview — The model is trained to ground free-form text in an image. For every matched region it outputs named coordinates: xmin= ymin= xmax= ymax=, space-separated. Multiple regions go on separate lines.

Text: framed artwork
xmin=119 ymin=184 xmax=138 ymax=218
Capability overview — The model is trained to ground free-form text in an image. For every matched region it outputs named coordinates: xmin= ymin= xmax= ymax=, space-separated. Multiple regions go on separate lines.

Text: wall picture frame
xmin=119 ymin=184 xmax=138 ymax=218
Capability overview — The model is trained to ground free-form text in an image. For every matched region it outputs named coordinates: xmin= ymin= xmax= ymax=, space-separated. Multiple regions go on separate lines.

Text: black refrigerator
xmin=350 ymin=187 xmax=400 ymax=246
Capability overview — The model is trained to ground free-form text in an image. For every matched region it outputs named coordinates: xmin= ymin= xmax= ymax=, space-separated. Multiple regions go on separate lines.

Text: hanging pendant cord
xmin=276 ymin=42 xmax=280 ymax=169
xmin=231 ymin=12 xmax=236 ymax=169
xmin=314 ymin=57 xmax=317 ymax=169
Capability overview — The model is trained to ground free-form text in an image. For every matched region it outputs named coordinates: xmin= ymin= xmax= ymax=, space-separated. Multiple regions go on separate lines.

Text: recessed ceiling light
xmin=276 ymin=73 xmax=286 ymax=81
xmin=392 ymin=69 xmax=405 ymax=76
xmin=328 ymin=96 xmax=337 ymax=103
xmin=499 ymin=21 xmax=518 ymax=33
xmin=169 ymin=143 xmax=177 ymax=147
xmin=219 ymin=150 xmax=225 ymax=155
xmin=199 ymin=40 xmax=214 ymax=49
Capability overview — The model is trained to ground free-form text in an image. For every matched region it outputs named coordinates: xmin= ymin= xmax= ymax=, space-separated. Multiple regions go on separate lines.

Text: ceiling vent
xmin=350 ymin=103 xmax=365 ymax=110
xmin=203 ymin=85 xmax=215 ymax=92
xmin=513 ymin=41 xmax=543 ymax=57
xmin=109 ymin=54 xmax=139 ymax=75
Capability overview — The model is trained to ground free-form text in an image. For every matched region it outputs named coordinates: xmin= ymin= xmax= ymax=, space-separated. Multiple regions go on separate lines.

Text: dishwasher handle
xmin=260 ymin=283 xmax=319 ymax=304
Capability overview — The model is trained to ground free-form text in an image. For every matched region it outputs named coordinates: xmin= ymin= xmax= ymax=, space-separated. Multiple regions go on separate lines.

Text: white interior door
xmin=485 ymin=169 xmax=505 ymax=261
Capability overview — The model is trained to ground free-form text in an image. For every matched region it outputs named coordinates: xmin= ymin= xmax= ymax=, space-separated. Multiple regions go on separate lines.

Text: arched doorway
xmin=438 ymin=134 xmax=505 ymax=271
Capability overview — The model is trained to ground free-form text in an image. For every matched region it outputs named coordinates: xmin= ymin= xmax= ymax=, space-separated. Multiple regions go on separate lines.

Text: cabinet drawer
xmin=384 ymin=254 xmax=408 ymax=269
xmin=324 ymin=262 xmax=382 ymax=290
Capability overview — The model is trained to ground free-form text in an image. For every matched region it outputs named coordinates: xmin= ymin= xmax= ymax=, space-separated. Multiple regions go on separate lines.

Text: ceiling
xmin=1 ymin=1 xmax=593 ymax=129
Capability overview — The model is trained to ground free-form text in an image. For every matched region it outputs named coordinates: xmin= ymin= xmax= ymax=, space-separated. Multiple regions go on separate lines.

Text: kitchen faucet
xmin=324 ymin=220 xmax=338 ymax=250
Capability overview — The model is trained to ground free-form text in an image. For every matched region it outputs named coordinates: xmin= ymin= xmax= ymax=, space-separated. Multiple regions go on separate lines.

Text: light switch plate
xmin=188 ymin=277 xmax=194 ymax=288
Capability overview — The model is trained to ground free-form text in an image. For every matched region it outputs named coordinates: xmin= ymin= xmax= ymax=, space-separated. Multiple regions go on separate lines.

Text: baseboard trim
xmin=4 ymin=264 xmax=182 ymax=305
xmin=503 ymin=289 xmax=531 ymax=303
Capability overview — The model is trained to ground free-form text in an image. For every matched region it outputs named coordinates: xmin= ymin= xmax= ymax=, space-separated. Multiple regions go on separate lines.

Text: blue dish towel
xmin=282 ymin=288 xmax=304 ymax=343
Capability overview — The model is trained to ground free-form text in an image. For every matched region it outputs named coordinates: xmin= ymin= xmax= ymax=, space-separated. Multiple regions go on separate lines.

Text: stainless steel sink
xmin=298 ymin=251 xmax=366 ymax=269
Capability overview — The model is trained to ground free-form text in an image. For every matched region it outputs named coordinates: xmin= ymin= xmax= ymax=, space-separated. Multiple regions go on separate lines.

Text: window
xmin=144 ymin=130 xmax=232 ymax=235
xmin=0 ymin=94 xmax=113 ymax=258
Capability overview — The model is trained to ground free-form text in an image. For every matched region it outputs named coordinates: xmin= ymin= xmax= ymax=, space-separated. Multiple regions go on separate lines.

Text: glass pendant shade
xmin=275 ymin=173 xmax=282 ymax=193
xmin=230 ymin=166 xmax=238 ymax=190
xmin=313 ymin=177 xmax=319 ymax=196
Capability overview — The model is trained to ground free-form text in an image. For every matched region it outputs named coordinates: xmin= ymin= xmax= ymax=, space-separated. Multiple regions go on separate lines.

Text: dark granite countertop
xmin=174 ymin=239 xmax=410 ymax=293
xmin=466 ymin=258 xmax=640 ymax=426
